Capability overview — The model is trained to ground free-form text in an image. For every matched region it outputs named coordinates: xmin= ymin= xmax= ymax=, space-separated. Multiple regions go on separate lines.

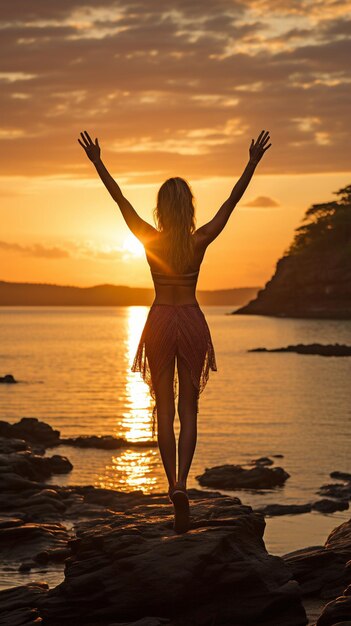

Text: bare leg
xmin=152 ymin=356 xmax=177 ymax=489
xmin=177 ymin=355 xmax=199 ymax=489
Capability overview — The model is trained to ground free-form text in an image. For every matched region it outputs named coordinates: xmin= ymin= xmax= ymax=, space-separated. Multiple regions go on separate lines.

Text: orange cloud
xmin=0 ymin=0 xmax=349 ymax=181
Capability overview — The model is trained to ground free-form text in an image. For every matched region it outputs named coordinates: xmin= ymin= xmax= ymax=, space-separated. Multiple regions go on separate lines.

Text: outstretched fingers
xmin=83 ymin=130 xmax=94 ymax=144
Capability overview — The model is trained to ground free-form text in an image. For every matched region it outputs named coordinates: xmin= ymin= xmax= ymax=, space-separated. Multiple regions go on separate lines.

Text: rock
xmin=0 ymin=519 xmax=70 ymax=561
xmin=316 ymin=583 xmax=351 ymax=625
xmin=312 ymin=499 xmax=349 ymax=513
xmin=248 ymin=343 xmax=351 ymax=356
xmin=0 ymin=374 xmax=17 ymax=383
xmin=318 ymin=483 xmax=351 ymax=501
xmin=0 ymin=417 xmax=60 ymax=447
xmin=0 ymin=418 xmax=157 ymax=451
xmin=60 ymin=434 xmax=158 ymax=449
xmin=248 ymin=456 xmax=274 ymax=466
xmin=331 ymin=472 xmax=351 ymax=482
xmin=283 ymin=517 xmax=351 ymax=600
xmin=196 ymin=462 xmax=290 ymax=490
xmin=0 ymin=582 xmax=48 ymax=624
xmin=0 ymin=449 xmax=72 ymax=483
xmin=256 ymin=503 xmax=312 ymax=516
xmin=0 ymin=437 xmax=29 ymax=453
xmin=34 ymin=496 xmax=307 ymax=626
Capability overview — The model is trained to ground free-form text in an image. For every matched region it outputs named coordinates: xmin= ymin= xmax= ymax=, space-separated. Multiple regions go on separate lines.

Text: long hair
xmin=153 ymin=177 xmax=196 ymax=273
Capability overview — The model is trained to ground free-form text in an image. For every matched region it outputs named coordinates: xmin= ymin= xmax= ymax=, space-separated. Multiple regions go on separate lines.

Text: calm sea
xmin=0 ymin=305 xmax=350 ymax=561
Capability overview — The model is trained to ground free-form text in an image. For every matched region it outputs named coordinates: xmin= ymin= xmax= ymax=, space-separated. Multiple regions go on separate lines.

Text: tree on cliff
xmin=286 ymin=184 xmax=351 ymax=255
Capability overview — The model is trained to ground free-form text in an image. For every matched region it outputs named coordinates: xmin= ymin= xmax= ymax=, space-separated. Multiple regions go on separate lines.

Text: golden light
xmin=122 ymin=232 xmax=144 ymax=257
xmin=122 ymin=306 xmax=154 ymax=441
xmin=96 ymin=307 xmax=162 ymax=495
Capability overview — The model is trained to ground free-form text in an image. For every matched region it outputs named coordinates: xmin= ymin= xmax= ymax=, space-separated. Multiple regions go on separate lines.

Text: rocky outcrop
xmin=1 ymin=417 xmax=350 ymax=625
xmin=196 ymin=458 xmax=290 ymax=490
xmin=0 ymin=498 xmax=308 ymax=626
xmin=234 ymin=253 xmax=351 ymax=319
xmin=233 ymin=185 xmax=351 ymax=319
xmin=0 ymin=417 xmax=60 ymax=447
xmin=248 ymin=343 xmax=351 ymax=357
xmin=0 ymin=417 xmax=157 ymax=450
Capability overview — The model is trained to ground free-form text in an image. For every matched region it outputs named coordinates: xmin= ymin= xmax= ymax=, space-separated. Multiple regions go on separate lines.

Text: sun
xmin=122 ymin=233 xmax=144 ymax=257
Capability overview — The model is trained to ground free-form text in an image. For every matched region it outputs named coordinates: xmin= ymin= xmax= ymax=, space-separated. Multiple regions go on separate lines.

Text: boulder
xmin=0 ymin=417 xmax=60 ymax=447
xmin=196 ymin=461 xmax=290 ymax=490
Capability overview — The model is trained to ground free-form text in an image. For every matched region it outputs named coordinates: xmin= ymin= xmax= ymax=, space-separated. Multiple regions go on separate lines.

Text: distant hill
xmin=234 ymin=184 xmax=351 ymax=319
xmin=0 ymin=280 xmax=260 ymax=306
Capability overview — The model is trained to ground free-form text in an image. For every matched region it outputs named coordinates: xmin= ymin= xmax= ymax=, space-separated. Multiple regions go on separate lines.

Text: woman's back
xmin=145 ymin=231 xmax=207 ymax=305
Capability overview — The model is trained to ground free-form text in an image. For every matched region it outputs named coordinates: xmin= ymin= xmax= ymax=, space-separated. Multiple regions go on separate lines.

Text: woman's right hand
xmin=249 ymin=130 xmax=271 ymax=164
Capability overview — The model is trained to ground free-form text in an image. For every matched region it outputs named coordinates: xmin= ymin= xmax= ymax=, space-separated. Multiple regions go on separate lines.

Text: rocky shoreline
xmin=0 ymin=417 xmax=350 ymax=625
xmin=248 ymin=343 xmax=351 ymax=357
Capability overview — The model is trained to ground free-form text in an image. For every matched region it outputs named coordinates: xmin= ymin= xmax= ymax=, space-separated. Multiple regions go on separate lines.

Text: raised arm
xmin=195 ymin=130 xmax=272 ymax=247
xmin=77 ymin=130 xmax=157 ymax=244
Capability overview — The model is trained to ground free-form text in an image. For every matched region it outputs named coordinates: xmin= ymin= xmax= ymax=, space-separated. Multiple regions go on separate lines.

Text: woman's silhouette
xmin=78 ymin=129 xmax=271 ymax=532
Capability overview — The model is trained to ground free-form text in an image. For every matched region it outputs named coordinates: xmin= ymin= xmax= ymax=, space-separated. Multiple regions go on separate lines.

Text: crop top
xmin=150 ymin=269 xmax=199 ymax=286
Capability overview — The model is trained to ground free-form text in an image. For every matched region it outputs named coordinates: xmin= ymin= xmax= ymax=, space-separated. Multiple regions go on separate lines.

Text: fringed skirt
xmin=131 ymin=303 xmax=217 ymax=439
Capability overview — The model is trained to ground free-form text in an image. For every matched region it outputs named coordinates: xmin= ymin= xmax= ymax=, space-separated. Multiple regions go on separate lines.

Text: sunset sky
xmin=1 ymin=0 xmax=350 ymax=290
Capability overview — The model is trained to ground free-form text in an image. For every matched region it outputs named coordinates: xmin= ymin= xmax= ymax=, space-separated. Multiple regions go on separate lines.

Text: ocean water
xmin=0 ymin=305 xmax=350 ymax=560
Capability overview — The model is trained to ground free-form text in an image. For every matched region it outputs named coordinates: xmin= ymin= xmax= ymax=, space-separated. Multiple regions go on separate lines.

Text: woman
xmin=78 ymin=129 xmax=271 ymax=533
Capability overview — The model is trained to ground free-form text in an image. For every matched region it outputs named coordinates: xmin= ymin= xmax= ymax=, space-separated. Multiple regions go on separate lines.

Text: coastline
xmin=0 ymin=417 xmax=350 ymax=625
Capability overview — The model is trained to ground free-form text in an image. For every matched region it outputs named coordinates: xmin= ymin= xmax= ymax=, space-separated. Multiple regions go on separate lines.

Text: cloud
xmin=241 ymin=195 xmax=280 ymax=207
xmin=0 ymin=240 xmax=70 ymax=258
xmin=0 ymin=238 xmax=133 ymax=262
xmin=0 ymin=0 xmax=350 ymax=180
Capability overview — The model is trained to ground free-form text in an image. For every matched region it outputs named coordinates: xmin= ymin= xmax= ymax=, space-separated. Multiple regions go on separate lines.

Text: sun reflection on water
xmin=122 ymin=306 xmax=155 ymax=442
xmin=97 ymin=449 xmax=160 ymax=494
xmin=97 ymin=306 xmax=163 ymax=495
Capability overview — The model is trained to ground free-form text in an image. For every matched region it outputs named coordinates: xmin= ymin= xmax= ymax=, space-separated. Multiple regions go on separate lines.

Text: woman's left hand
xmin=77 ymin=130 xmax=101 ymax=163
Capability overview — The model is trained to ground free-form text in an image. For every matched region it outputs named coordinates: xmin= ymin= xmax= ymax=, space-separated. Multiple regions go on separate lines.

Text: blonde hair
xmin=153 ymin=177 xmax=196 ymax=273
